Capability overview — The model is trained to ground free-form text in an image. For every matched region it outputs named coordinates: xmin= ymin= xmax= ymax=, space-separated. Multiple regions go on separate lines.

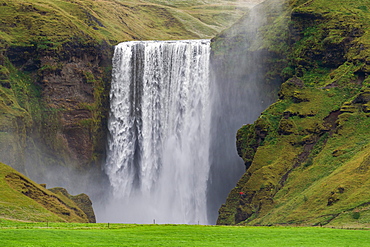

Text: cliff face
xmin=0 ymin=37 xmax=112 ymax=177
xmin=217 ymin=0 xmax=370 ymax=227
xmin=0 ymin=0 xmax=252 ymax=179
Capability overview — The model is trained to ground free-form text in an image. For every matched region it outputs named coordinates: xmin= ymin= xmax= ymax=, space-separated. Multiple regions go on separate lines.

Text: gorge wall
xmin=217 ymin=0 xmax=370 ymax=227
xmin=207 ymin=0 xmax=284 ymax=223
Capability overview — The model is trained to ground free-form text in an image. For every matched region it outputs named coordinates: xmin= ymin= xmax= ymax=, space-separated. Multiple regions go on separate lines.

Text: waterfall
xmin=105 ymin=40 xmax=211 ymax=224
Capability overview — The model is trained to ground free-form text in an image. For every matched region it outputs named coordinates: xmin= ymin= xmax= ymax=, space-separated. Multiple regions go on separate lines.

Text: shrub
xmin=352 ymin=212 xmax=361 ymax=220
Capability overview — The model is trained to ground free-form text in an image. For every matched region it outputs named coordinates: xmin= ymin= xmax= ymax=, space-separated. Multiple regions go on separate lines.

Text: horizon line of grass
xmin=1 ymin=219 xmax=370 ymax=230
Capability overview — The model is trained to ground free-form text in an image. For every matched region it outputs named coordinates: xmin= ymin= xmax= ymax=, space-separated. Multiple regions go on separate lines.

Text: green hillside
xmin=0 ymin=0 xmax=251 ymax=47
xmin=217 ymin=0 xmax=370 ymax=227
xmin=0 ymin=162 xmax=93 ymax=222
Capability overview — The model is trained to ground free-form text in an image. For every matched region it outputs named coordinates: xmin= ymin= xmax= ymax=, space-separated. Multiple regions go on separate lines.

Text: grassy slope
xmin=218 ymin=0 xmax=370 ymax=227
xmin=0 ymin=0 xmax=252 ymax=47
xmin=0 ymin=162 xmax=90 ymax=222
xmin=0 ymin=222 xmax=370 ymax=247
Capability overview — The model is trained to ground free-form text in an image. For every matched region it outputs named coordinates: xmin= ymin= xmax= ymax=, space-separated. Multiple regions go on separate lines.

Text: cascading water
xmin=105 ymin=40 xmax=211 ymax=224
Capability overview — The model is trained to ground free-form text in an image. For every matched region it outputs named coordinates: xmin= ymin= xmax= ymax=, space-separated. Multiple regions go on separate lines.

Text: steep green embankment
xmin=0 ymin=162 xmax=94 ymax=222
xmin=0 ymin=0 xmax=251 ymax=176
xmin=217 ymin=0 xmax=370 ymax=227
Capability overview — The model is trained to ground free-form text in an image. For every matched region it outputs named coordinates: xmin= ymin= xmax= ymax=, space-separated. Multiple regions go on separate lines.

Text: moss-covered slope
xmin=0 ymin=0 xmax=251 ymax=46
xmin=0 ymin=161 xmax=93 ymax=222
xmin=217 ymin=0 xmax=370 ymax=227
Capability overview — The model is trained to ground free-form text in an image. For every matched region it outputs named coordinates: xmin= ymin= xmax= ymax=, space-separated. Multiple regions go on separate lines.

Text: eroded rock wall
xmin=1 ymin=41 xmax=111 ymax=175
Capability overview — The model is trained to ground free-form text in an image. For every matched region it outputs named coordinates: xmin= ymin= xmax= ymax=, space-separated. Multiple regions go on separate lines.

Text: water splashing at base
xmin=104 ymin=40 xmax=211 ymax=224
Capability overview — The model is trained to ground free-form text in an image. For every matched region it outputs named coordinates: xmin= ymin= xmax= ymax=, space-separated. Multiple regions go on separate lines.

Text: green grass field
xmin=0 ymin=221 xmax=369 ymax=246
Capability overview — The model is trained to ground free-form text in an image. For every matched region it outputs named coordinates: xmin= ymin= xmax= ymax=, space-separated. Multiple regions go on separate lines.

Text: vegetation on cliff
xmin=0 ymin=0 xmax=252 ymax=176
xmin=0 ymin=162 xmax=94 ymax=223
xmin=0 ymin=0 xmax=251 ymax=46
xmin=217 ymin=0 xmax=370 ymax=227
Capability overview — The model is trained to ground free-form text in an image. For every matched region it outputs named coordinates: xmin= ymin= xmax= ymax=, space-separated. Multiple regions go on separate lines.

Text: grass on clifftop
xmin=0 ymin=0 xmax=252 ymax=49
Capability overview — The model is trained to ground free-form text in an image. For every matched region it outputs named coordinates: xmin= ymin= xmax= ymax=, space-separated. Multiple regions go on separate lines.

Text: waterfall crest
xmin=105 ymin=40 xmax=211 ymax=224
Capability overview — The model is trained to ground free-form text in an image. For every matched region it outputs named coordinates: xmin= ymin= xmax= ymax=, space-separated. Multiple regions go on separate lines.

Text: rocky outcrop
xmin=49 ymin=187 xmax=96 ymax=223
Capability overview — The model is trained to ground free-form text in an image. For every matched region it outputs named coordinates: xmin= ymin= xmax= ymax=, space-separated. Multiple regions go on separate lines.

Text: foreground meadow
xmin=0 ymin=220 xmax=369 ymax=246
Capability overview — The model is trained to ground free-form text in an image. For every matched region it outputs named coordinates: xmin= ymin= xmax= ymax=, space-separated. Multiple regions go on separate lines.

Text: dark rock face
xmin=6 ymin=45 xmax=40 ymax=70
xmin=40 ymin=51 xmax=100 ymax=165
xmin=38 ymin=42 xmax=111 ymax=167
xmin=1 ymin=41 xmax=112 ymax=172
xmin=70 ymin=193 xmax=96 ymax=223
xmin=0 ymin=40 xmax=112 ymax=215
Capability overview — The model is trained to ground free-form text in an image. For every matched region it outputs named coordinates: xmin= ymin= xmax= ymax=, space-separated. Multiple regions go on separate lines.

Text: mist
xmin=207 ymin=0 xmax=283 ymax=224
